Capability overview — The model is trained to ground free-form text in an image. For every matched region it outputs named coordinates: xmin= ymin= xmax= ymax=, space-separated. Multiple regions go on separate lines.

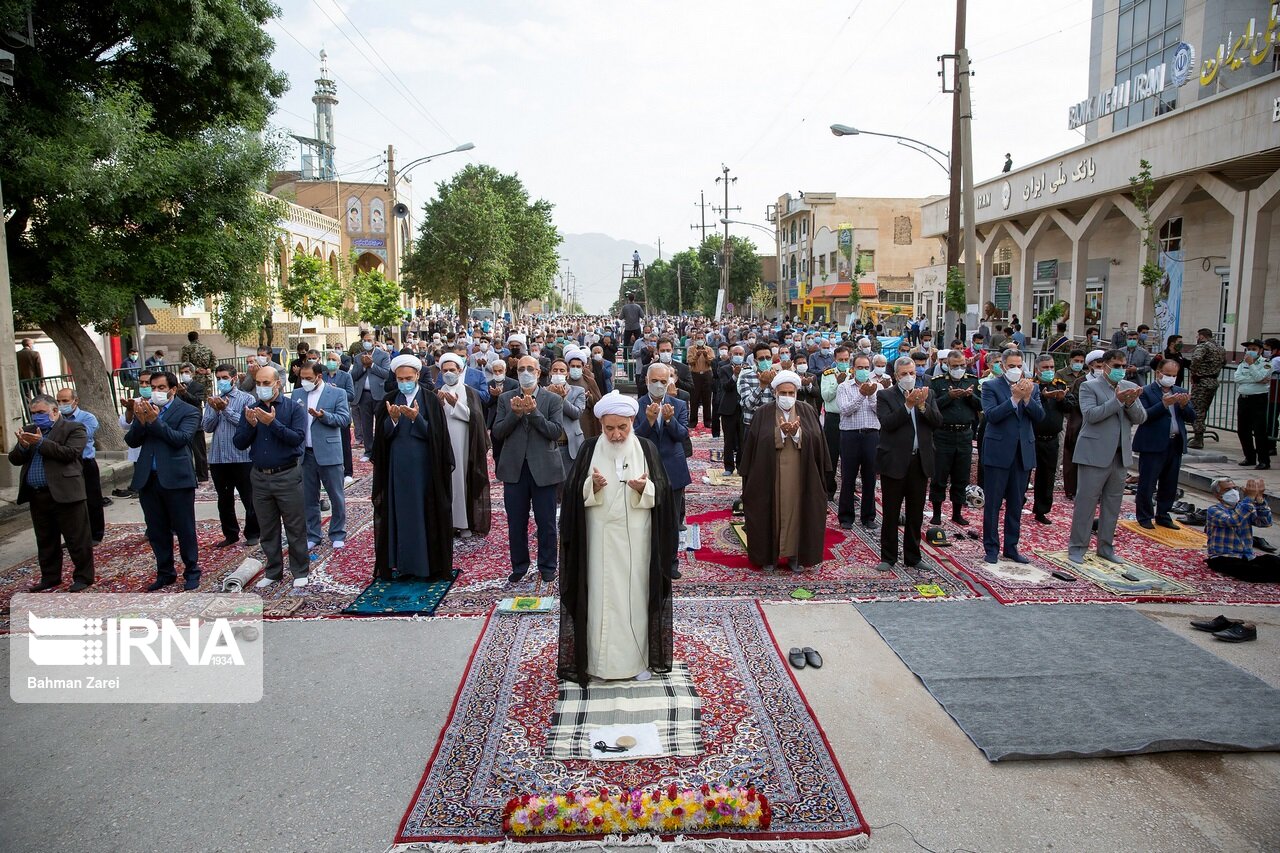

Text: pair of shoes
xmin=255 ymin=577 xmax=279 ymax=589
xmin=1035 ymin=514 xmax=1052 ymax=525
xmin=952 ymin=513 xmax=970 ymax=526
xmin=1180 ymin=510 xmax=1207 ymax=527
xmin=68 ymin=581 xmax=92 ymax=592
xmin=241 ymin=537 xmax=260 ymax=547
xmin=540 ymin=568 xmax=557 ymax=583
xmin=874 ymin=561 xmax=895 ymax=572
xmin=343 ymin=476 xmax=355 ymax=487
xmin=147 ymin=577 xmax=176 ymax=592
xmin=183 ymin=576 xmax=200 ymax=591
xmin=1138 ymin=519 xmax=1156 ymax=530
xmin=1238 ymin=459 xmax=1257 ymax=467
xmin=213 ymin=538 xmax=238 ymax=548
xmin=1002 ymin=551 xmax=1031 ymax=564
xmin=1156 ymin=518 xmax=1180 ymax=530
xmin=28 ymin=580 xmax=61 ymax=593
xmin=508 ymin=569 xmax=528 ymax=584
xmin=292 ymin=576 xmax=309 ymax=589
xmin=1214 ymin=622 xmax=1257 ymax=643
xmin=331 ymin=539 xmax=346 ymax=550
xmin=788 ymin=647 xmax=823 ymax=669
xmin=1171 ymin=500 xmax=1195 ymax=515
xmin=1254 ymin=536 xmax=1276 ymax=553
xmin=1190 ymin=614 xmax=1241 ymax=632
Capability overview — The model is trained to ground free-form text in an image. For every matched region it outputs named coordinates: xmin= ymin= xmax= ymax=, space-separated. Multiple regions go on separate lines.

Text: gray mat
xmin=855 ymin=601 xmax=1280 ymax=761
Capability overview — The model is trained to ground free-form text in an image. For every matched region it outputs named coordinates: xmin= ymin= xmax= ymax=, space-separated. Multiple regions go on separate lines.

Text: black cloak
xmin=461 ymin=384 xmax=493 ymax=536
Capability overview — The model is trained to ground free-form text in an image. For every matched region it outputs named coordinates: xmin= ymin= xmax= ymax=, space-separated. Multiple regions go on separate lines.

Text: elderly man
xmin=54 ymin=387 xmax=105 ymax=544
xmin=1031 ymin=354 xmax=1070 ymax=524
xmin=635 ymin=362 xmax=692 ymax=578
xmin=558 ymin=391 xmax=676 ymax=685
xmin=876 ymin=357 xmax=942 ymax=572
xmin=837 ymin=353 xmax=883 ymax=531
xmin=547 ymin=358 xmax=588 ymax=489
xmin=980 ymin=350 xmax=1045 ymax=564
xmin=1133 ymin=357 xmax=1196 ymax=530
xmin=233 ymin=365 xmax=309 ymax=588
xmin=292 ymin=360 xmax=351 ymax=550
xmin=930 ymin=348 xmax=980 ymax=526
xmin=1068 ymin=349 xmax=1147 ymax=565
xmin=204 ymin=363 xmax=259 ymax=548
xmin=564 ymin=347 xmax=603 ymax=439
xmin=371 ymin=354 xmax=455 ymax=582
xmin=9 ymin=394 xmax=94 ymax=591
xmin=351 ymin=330 xmax=391 ymax=463
xmin=1203 ymin=477 xmax=1278 ymax=585
xmin=740 ymin=370 xmax=832 ymax=571
xmin=493 ymin=355 xmax=565 ymax=583
xmin=436 ymin=353 xmax=492 ymax=539
xmin=819 ymin=345 xmax=851 ymax=499
xmin=125 ymin=370 xmax=202 ymax=590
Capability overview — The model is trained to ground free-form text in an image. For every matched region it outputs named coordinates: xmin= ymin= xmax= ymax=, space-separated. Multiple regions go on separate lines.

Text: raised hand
xmin=361 ymin=353 xmax=373 ymax=367
xmin=437 ymin=390 xmax=457 ymax=407
xmin=859 ymin=381 xmax=877 ymax=397
xmin=948 ymin=387 xmax=967 ymax=398
xmin=780 ymin=419 xmax=800 ymax=436
xmin=308 ymin=407 xmax=326 ymax=420
xmin=402 ymin=400 xmax=419 ymax=421
xmin=255 ymin=405 xmax=276 ymax=425
xmin=646 ymin=401 xmax=660 ymax=425
xmin=386 ymin=401 xmax=401 ymax=424
xmin=591 ymin=467 xmax=608 ymax=493
xmin=661 ymin=403 xmax=675 ymax=421
xmin=243 ymin=406 xmax=259 ymax=426
xmin=208 ymin=396 xmax=227 ymax=411
xmin=758 ymin=370 xmax=776 ymax=387
xmin=15 ymin=429 xmax=38 ymax=448
xmin=626 ymin=473 xmax=648 ymax=494
xmin=1118 ymin=387 xmax=1141 ymax=405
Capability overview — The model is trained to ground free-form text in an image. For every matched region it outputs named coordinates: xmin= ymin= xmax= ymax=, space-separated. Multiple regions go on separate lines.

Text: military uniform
xmin=1187 ymin=338 xmax=1226 ymax=447
xmin=180 ymin=340 xmax=216 ymax=373
xmin=929 ymin=371 xmax=981 ymax=523
xmin=819 ymin=366 xmax=846 ymax=497
xmin=1032 ymin=377 xmax=1070 ymax=518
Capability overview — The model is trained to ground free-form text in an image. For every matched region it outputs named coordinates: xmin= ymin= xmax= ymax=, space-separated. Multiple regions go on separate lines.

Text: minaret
xmin=312 ymin=50 xmax=338 ymax=179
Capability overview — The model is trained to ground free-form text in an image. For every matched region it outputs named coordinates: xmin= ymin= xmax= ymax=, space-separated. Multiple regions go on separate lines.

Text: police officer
xmin=1187 ymin=327 xmax=1226 ymax=450
xmin=930 ymin=348 xmax=981 ymax=526
xmin=1032 ymin=354 xmax=1070 ymax=524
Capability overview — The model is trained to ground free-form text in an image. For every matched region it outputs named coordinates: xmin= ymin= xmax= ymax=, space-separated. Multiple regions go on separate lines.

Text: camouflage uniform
xmin=1187 ymin=338 xmax=1226 ymax=447
xmin=180 ymin=339 xmax=216 ymax=372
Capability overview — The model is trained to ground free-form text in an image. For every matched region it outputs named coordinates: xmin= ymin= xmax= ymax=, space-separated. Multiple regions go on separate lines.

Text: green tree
xmin=1 ymin=0 xmax=287 ymax=449
xmin=353 ymin=268 xmax=404 ymax=330
xmin=280 ymin=254 xmax=338 ymax=320
xmin=401 ymin=164 xmax=561 ymax=318
xmin=944 ymin=265 xmax=967 ymax=342
xmin=693 ymin=235 xmax=760 ymax=316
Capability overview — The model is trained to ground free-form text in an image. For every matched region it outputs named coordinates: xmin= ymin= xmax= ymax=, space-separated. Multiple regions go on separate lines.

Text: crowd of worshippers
xmin=9 ymin=314 xmax=1279 ymax=598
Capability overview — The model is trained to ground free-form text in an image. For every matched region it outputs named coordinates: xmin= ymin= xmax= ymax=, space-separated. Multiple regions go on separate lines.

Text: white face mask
xmin=479 ymin=342 xmax=489 ymax=352
xmin=301 ymin=379 xmax=317 ymax=393
xmin=1004 ymin=367 xmax=1023 ymax=383
xmin=658 ymin=351 xmax=672 ymax=363
xmin=950 ymin=367 xmax=966 ymax=379
xmin=872 ymin=366 xmax=886 ymax=376
xmin=592 ymin=353 xmax=603 ymax=362
xmin=550 ymin=374 xmax=567 ymax=386
xmin=1221 ymin=489 xmax=1241 ymax=507
xmin=776 ymin=394 xmax=796 ymax=411
xmin=648 ymin=382 xmax=667 ymax=400
xmin=1158 ymin=374 xmax=1177 ymax=387
xmin=151 ymin=390 xmax=169 ymax=405
xmin=897 ymin=376 xmax=917 ymax=393
xmin=442 ymin=371 xmax=461 ymax=386
xmin=180 ymin=373 xmax=192 ymax=384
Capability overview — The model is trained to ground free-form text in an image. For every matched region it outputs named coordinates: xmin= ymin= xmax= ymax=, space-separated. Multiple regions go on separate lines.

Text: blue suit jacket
xmin=634 ymin=394 xmax=691 ymax=490
xmin=124 ymin=397 xmax=200 ymax=490
xmin=291 ymin=382 xmax=351 ymax=467
xmin=350 ymin=347 xmax=390 ymax=396
xmin=1132 ymin=382 xmax=1196 ymax=454
xmin=980 ymin=378 xmax=1045 ymax=470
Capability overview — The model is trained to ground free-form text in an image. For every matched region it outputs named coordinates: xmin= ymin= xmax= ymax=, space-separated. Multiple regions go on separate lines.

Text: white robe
xmin=443 ymin=386 xmax=471 ymax=529
xmin=581 ymin=436 xmax=656 ymax=680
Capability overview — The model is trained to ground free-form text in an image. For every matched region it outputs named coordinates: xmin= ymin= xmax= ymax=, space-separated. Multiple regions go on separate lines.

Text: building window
xmin=818 ymin=254 xmax=827 ymax=276
xmin=789 ymin=254 xmax=797 ymax=279
xmin=830 ymin=251 xmax=838 ymax=271
xmin=1112 ymin=0 xmax=1182 ymax=133
xmin=1158 ymin=217 xmax=1182 ymax=252
xmin=801 ymin=218 xmax=808 ymax=237
xmin=857 ymin=250 xmax=875 ymax=273
xmin=790 ymin=222 xmax=797 ymax=245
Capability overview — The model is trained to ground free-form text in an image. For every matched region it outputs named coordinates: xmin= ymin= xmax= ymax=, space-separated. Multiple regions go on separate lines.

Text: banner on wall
xmin=1154 ymin=248 xmax=1183 ymax=345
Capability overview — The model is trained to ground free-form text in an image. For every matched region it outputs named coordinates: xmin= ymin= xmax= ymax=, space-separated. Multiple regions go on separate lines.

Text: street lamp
xmin=721 ymin=217 xmax=783 ymax=319
xmin=829 ymin=124 xmax=950 ymax=176
xmin=397 ymin=142 xmax=475 ymax=180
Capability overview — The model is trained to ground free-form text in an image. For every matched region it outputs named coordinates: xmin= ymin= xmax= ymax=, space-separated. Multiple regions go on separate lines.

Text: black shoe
xmin=1035 ymin=514 xmax=1052 ymax=525
xmin=28 ymin=580 xmax=61 ymax=593
xmin=1254 ymin=536 xmax=1277 ymax=554
xmin=539 ymin=568 xmax=557 ymax=583
xmin=183 ymin=576 xmax=201 ymax=591
xmin=669 ymin=567 xmax=682 ymax=580
xmin=1238 ymin=459 xmax=1257 ymax=467
xmin=1170 ymin=500 xmax=1195 ymax=515
xmin=802 ymin=647 xmax=823 ymax=668
xmin=952 ymin=513 xmax=970 ymax=526
xmin=1002 ymin=551 xmax=1031 ymax=564
xmin=1190 ymin=614 xmax=1241 ymax=633
xmin=1212 ymin=622 xmax=1257 ymax=643
xmin=1156 ymin=518 xmax=1180 ymax=530
xmin=839 ymin=521 xmax=854 ymax=530
xmin=101 ymin=497 xmax=113 ymax=507
xmin=508 ymin=569 xmax=528 ymax=584
xmin=213 ymin=538 xmax=238 ymax=549
xmin=1138 ymin=519 xmax=1155 ymax=529
xmin=788 ymin=647 xmax=806 ymax=669
xmin=111 ymin=488 xmax=132 ymax=498
xmin=1180 ymin=510 xmax=1207 ymax=527
xmin=862 ymin=518 xmax=879 ymax=529
xmin=1255 ymin=462 xmax=1271 ymax=471
xmin=147 ymin=577 xmax=176 ymax=592
xmin=930 ymin=510 xmax=942 ymax=526
xmin=68 ymin=581 xmax=92 ymax=592
xmin=242 ymin=537 xmax=260 ymax=547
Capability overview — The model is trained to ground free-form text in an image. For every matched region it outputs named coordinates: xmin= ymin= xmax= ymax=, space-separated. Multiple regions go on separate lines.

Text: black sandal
xmin=788 ymin=647 xmax=806 ymax=669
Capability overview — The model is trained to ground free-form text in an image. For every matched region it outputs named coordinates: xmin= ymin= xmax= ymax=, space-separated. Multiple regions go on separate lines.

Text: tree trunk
xmin=458 ymin=283 xmax=470 ymax=325
xmin=42 ymin=311 xmax=125 ymax=451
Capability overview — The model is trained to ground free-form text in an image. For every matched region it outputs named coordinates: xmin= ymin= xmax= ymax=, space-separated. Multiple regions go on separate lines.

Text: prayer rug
xmin=928 ymin=485 xmax=1280 ymax=606
xmin=680 ymin=508 xmax=979 ymax=602
xmin=1118 ymin=519 xmax=1208 ymax=549
xmin=546 ymin=663 xmax=703 ymax=760
xmin=341 ymin=573 xmax=458 ymax=616
xmin=389 ymin=600 xmax=869 ymax=850
xmin=1038 ymin=550 xmax=1198 ymax=597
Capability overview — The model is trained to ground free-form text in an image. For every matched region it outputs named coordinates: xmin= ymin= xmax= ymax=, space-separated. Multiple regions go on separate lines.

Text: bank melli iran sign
xmin=1068 ymin=61 xmax=1176 ymax=130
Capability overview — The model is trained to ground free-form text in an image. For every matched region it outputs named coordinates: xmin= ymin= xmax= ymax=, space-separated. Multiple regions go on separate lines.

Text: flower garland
xmin=503 ymin=784 xmax=771 ymax=837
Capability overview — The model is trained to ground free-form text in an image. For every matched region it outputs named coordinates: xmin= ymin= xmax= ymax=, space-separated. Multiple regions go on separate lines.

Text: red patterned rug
xmin=926 ymin=484 xmax=1280 ymax=605
xmin=389 ymin=599 xmax=869 ymax=850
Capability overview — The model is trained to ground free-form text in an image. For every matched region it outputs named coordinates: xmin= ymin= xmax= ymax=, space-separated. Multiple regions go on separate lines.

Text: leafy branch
xmin=1128 ymin=159 xmax=1164 ymax=289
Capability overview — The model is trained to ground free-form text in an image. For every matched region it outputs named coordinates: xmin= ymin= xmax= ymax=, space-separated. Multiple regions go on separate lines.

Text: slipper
xmin=1050 ymin=570 xmax=1077 ymax=582
xmin=803 ymin=647 xmax=823 ymax=668
xmin=788 ymin=647 xmax=806 ymax=669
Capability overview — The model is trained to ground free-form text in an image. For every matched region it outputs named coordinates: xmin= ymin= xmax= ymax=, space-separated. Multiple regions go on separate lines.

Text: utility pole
xmin=657 ymin=237 xmax=662 ymax=261
xmin=714 ymin=166 xmax=739 ymax=321
xmin=676 ymin=264 xmax=682 ymax=316
xmin=940 ymin=0 xmax=969 ymax=344
xmin=691 ymin=190 xmax=715 ymax=244
xmin=958 ymin=46 xmax=978 ymax=314
xmin=0 ymin=176 xmax=23 ymax=489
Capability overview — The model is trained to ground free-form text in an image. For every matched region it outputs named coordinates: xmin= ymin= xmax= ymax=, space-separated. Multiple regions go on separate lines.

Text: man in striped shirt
xmin=203 ymin=364 xmax=260 ymax=548
xmin=737 ymin=341 xmax=777 ymax=429
xmin=837 ymin=353 xmax=885 ymax=531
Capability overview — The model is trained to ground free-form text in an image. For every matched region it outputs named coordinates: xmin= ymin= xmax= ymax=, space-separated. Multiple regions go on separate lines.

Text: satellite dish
xmin=392 ymin=202 xmax=410 ymax=218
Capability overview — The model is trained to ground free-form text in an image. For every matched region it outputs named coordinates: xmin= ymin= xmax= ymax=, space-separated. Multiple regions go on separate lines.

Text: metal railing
xmin=1202 ymin=365 xmax=1280 ymax=437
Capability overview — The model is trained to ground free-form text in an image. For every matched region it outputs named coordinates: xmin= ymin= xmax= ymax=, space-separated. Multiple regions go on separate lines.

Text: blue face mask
xmin=139 ymin=387 xmax=153 ymax=400
xmin=731 ymin=355 xmax=744 ymax=365
xmin=915 ymin=366 xmax=926 ymax=377
xmin=398 ymin=380 xmax=418 ymax=395
xmin=1108 ymin=367 xmax=1126 ymax=383
xmin=58 ymin=404 xmax=74 ymax=416
xmin=991 ymin=363 xmax=1004 ymax=377
xmin=854 ymin=368 xmax=871 ymax=382
xmin=835 ymin=361 xmax=850 ymax=373
xmin=255 ymin=385 xmax=275 ymax=402
xmin=1039 ymin=370 xmax=1056 ymax=382
xmin=32 ymin=413 xmax=53 ymax=430
xmin=216 ymin=379 xmax=232 ymax=394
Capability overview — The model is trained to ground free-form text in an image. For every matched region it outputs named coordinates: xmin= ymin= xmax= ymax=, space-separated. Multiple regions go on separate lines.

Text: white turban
xmin=507 ymin=333 xmax=526 ymax=346
xmin=771 ymin=369 xmax=802 ymax=390
xmin=564 ymin=347 xmax=587 ymax=365
xmin=389 ymin=354 xmax=421 ymax=373
xmin=438 ymin=353 xmax=466 ymax=370
xmin=1085 ymin=349 xmax=1106 ymax=365
xmin=593 ymin=391 xmax=640 ymax=419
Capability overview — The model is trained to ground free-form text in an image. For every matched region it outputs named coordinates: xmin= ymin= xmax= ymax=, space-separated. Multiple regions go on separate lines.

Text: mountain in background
xmin=558 ymin=233 xmax=658 ymax=313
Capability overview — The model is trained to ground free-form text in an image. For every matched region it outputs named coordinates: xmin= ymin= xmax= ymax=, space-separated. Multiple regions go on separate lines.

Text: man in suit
xmin=635 ymin=362 xmax=692 ymax=579
xmin=16 ymin=338 xmax=43 ymax=400
xmin=980 ymin=350 xmax=1045 ymax=564
xmin=9 ymin=394 xmax=95 ymax=591
xmin=1069 ymin=349 xmax=1148 ymax=563
xmin=493 ymin=355 xmax=565 ymax=583
xmin=125 ymin=370 xmax=202 ymax=590
xmin=319 ymin=350 xmax=356 ymax=484
xmin=876 ymin=357 xmax=943 ymax=572
xmin=54 ymin=387 xmax=106 ymax=544
xmin=547 ymin=359 xmax=587 ymax=494
xmin=717 ymin=344 xmax=745 ymax=475
xmin=1133 ymin=357 xmax=1195 ymax=530
xmin=351 ymin=330 xmax=391 ymax=462
xmin=654 ymin=337 xmax=694 ymax=398
xmin=686 ymin=333 xmax=715 ymax=429
xmin=293 ymin=361 xmax=352 ymax=550
xmin=176 ymin=362 xmax=209 ymax=482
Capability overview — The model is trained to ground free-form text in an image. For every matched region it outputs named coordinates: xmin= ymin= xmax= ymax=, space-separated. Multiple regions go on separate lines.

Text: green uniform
xmin=1188 ymin=338 xmax=1226 ymax=444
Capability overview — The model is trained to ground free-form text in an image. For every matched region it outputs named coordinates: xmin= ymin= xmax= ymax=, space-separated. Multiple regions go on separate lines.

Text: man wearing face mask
xmin=9 ymin=395 xmax=95 ymax=591
xmin=1235 ymin=339 xmax=1273 ymax=471
xmin=1186 ymin=327 xmax=1226 ymax=449
xmin=875 ymin=357 xmax=942 ymax=572
xmin=126 ymin=371 xmax=202 ymax=590
xmin=234 ymin=365 xmax=309 ymax=589
xmin=655 ymin=337 xmax=694 ymax=397
xmin=1203 ymin=477 xmax=1278 ymax=585
xmin=1030 ymin=354 xmax=1070 ymax=525
xmin=1061 ymin=349 xmax=1103 ymax=500
xmin=564 ymin=349 xmax=602 ymax=438
xmin=1068 ymin=349 xmax=1147 ymax=565
xmin=930 ymin=349 xmax=980 ymax=526
xmin=716 ymin=344 xmax=746 ymax=475
xmin=635 ymin=362 xmax=691 ymax=578
xmin=686 ymin=334 xmax=715 ymax=430
xmin=493 ymin=356 xmax=565 ymax=583
xmin=1133 ymin=357 xmax=1196 ymax=530
xmin=352 ymin=330 xmax=391 ymax=463
xmin=53 ymin=388 xmax=105 ymax=544
xmin=320 ymin=350 xmax=357 ymax=485
xmin=291 ymin=361 xmax=352 ymax=551
xmin=980 ymin=350 xmax=1046 ymax=564
xmin=837 ymin=353 xmax=882 ymax=530
xmin=175 ymin=362 xmax=209 ymax=483
xmin=818 ymin=346 xmax=851 ymax=500
xmin=435 ymin=354 xmax=493 ymax=540
xmin=203 ymin=364 xmax=259 ymax=548
xmin=590 ymin=344 xmax=614 ymax=394
xmin=1123 ymin=330 xmax=1153 ymax=384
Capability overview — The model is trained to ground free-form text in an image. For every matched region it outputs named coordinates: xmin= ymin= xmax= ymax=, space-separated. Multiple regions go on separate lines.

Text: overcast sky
xmin=266 ymin=0 xmax=1094 ymax=310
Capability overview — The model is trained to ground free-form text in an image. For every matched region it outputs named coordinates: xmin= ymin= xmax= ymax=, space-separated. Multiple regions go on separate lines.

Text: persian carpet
xmin=342 ymin=572 xmax=459 ymax=616
xmin=925 ymin=484 xmax=1280 ymax=606
xmin=389 ymin=599 xmax=869 ymax=851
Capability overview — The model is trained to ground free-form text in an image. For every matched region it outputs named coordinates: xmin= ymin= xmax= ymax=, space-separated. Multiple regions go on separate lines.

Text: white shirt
xmin=305 ymin=384 xmax=323 ymax=447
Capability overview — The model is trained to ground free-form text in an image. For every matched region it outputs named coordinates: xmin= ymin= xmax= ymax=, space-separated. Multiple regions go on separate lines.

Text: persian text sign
xmin=10 ymin=594 xmax=263 ymax=703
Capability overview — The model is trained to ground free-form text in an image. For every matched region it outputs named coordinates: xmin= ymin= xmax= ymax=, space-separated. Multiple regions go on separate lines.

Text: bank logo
xmin=1170 ymin=42 xmax=1196 ymax=88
